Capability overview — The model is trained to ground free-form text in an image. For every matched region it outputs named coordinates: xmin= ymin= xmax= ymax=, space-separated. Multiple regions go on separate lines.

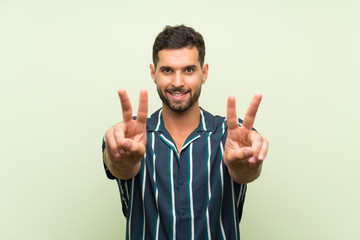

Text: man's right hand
xmin=104 ymin=89 xmax=148 ymax=179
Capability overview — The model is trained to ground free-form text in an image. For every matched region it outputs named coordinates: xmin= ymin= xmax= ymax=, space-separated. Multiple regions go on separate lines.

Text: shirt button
xmin=179 ymin=179 xmax=184 ymax=185
xmin=180 ymin=209 xmax=186 ymax=215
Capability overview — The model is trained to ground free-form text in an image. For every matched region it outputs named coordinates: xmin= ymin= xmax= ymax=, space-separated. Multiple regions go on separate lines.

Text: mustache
xmin=166 ymin=87 xmax=189 ymax=93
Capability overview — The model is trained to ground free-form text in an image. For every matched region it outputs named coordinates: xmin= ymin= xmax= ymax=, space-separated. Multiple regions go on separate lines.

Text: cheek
xmin=154 ymin=76 xmax=168 ymax=89
xmin=187 ymin=75 xmax=203 ymax=87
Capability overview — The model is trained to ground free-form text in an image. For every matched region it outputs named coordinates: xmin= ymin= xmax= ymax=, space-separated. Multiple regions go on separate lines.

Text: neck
xmin=162 ymin=103 xmax=200 ymax=129
xmin=162 ymin=103 xmax=201 ymax=151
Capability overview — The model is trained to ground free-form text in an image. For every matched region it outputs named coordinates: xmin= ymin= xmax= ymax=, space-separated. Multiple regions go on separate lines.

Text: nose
xmin=172 ymin=72 xmax=184 ymax=88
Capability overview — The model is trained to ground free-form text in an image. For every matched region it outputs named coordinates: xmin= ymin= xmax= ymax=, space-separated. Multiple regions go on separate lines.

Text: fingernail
xmin=258 ymin=154 xmax=264 ymax=161
xmin=124 ymin=140 xmax=130 ymax=150
xmin=114 ymin=152 xmax=120 ymax=157
xmin=249 ymin=157 xmax=257 ymax=164
xmin=119 ymin=149 xmax=125 ymax=154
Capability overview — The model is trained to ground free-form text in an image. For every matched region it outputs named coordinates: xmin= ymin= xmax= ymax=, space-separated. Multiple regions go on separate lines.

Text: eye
xmin=185 ymin=67 xmax=195 ymax=73
xmin=162 ymin=68 xmax=172 ymax=73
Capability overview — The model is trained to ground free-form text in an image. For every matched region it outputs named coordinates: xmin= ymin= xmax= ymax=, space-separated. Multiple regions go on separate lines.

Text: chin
xmin=167 ymin=103 xmax=191 ymax=112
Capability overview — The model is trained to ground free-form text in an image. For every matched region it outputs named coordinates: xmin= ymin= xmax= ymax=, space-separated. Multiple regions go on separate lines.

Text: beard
xmin=157 ymin=85 xmax=202 ymax=112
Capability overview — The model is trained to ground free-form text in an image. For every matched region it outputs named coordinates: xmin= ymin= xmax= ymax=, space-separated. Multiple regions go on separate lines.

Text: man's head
xmin=152 ymin=25 xmax=206 ymax=68
xmin=150 ymin=25 xmax=208 ymax=113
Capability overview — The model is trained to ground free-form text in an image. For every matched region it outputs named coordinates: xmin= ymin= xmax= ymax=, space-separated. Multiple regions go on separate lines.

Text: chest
xmin=147 ymin=131 xmax=224 ymax=183
xmin=171 ymin=130 xmax=193 ymax=152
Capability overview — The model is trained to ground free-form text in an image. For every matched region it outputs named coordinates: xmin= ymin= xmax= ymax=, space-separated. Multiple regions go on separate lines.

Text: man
xmin=103 ymin=25 xmax=269 ymax=239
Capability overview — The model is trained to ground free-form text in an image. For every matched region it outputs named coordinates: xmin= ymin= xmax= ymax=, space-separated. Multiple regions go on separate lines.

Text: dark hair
xmin=152 ymin=25 xmax=206 ymax=67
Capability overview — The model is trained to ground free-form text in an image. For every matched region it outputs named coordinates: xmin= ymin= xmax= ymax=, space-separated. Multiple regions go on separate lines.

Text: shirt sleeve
xmin=102 ymin=136 xmax=116 ymax=180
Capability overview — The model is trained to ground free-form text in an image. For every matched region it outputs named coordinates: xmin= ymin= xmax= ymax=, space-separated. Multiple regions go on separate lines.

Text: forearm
xmin=103 ymin=148 xmax=141 ymax=180
xmin=228 ymin=163 xmax=262 ymax=184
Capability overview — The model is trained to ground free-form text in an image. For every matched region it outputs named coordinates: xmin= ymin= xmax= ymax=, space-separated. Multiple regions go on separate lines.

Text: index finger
xmin=136 ymin=89 xmax=148 ymax=124
xmin=118 ymin=89 xmax=133 ymax=122
xmin=226 ymin=95 xmax=239 ymax=130
xmin=242 ymin=93 xmax=262 ymax=130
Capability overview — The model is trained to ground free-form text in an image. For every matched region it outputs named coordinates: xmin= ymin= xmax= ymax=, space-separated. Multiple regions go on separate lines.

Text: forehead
xmin=157 ymin=47 xmax=200 ymax=67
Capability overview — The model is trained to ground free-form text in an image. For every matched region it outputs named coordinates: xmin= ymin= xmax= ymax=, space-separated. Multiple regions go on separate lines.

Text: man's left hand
xmin=223 ymin=94 xmax=269 ymax=183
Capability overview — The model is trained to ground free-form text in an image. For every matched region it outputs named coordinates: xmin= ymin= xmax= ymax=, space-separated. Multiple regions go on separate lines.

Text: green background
xmin=1 ymin=0 xmax=359 ymax=239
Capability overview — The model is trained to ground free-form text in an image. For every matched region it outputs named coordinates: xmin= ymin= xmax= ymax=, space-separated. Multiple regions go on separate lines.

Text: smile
xmin=167 ymin=91 xmax=188 ymax=99
xmin=171 ymin=92 xmax=185 ymax=96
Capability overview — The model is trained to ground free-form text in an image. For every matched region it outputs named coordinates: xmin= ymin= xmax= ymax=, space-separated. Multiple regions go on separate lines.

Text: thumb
xmin=118 ymin=139 xmax=131 ymax=154
xmin=233 ymin=147 xmax=253 ymax=160
xmin=126 ymin=139 xmax=146 ymax=157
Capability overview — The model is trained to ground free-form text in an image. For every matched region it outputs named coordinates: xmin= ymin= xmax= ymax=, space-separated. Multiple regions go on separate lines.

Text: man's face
xmin=150 ymin=47 xmax=208 ymax=113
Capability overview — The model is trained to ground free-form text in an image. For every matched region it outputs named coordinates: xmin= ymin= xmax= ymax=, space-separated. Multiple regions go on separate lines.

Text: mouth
xmin=167 ymin=89 xmax=189 ymax=100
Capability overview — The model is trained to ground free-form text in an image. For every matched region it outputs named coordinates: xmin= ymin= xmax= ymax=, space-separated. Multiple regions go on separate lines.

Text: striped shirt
xmin=103 ymin=108 xmax=247 ymax=240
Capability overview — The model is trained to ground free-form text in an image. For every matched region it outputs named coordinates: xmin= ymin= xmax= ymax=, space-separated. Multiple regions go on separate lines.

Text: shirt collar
xmin=147 ymin=107 xmax=215 ymax=132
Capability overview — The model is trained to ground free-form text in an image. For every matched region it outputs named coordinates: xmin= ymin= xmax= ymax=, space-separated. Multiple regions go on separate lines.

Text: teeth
xmin=171 ymin=92 xmax=184 ymax=96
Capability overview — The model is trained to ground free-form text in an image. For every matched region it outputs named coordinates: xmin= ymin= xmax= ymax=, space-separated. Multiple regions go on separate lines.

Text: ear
xmin=150 ymin=64 xmax=156 ymax=82
xmin=201 ymin=64 xmax=209 ymax=84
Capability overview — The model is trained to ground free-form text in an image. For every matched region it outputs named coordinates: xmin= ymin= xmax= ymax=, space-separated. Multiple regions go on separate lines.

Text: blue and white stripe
xmin=104 ymin=108 xmax=248 ymax=239
xmin=188 ymin=143 xmax=195 ymax=240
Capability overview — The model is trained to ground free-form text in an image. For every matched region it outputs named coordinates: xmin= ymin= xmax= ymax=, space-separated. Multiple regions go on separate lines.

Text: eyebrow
xmin=159 ymin=65 xmax=198 ymax=71
xmin=185 ymin=65 xmax=198 ymax=69
xmin=159 ymin=66 xmax=172 ymax=71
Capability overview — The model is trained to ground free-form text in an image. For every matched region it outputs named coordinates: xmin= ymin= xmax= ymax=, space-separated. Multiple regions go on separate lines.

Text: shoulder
xmin=146 ymin=109 xmax=163 ymax=131
xmin=200 ymin=108 xmax=245 ymax=132
xmin=200 ymin=108 xmax=226 ymax=132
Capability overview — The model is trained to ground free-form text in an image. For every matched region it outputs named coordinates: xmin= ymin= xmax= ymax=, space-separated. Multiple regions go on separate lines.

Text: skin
xmin=104 ymin=47 xmax=269 ymax=183
xmin=223 ymin=94 xmax=269 ymax=183
xmin=150 ymin=47 xmax=208 ymax=150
